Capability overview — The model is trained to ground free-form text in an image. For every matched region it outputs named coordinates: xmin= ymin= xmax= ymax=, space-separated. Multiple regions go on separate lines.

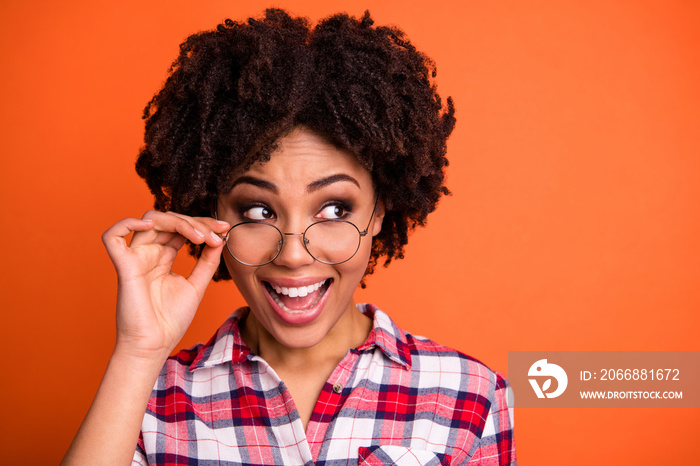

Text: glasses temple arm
xmin=359 ymin=194 xmax=381 ymax=236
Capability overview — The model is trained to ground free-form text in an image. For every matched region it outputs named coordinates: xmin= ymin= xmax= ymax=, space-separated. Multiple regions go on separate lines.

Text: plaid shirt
xmin=134 ymin=304 xmax=515 ymax=465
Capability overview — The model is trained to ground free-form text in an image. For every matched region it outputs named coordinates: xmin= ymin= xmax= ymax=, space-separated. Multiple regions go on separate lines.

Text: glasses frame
xmin=220 ymin=195 xmax=380 ymax=267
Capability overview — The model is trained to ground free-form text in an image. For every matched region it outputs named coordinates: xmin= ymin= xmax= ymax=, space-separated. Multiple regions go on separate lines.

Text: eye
xmin=242 ymin=205 xmax=275 ymax=221
xmin=317 ymin=202 xmax=350 ymax=220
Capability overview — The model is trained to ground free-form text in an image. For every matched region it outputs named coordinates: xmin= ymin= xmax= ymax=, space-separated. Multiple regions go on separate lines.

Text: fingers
xmin=102 ymin=218 xmax=156 ymax=260
xmin=103 ymin=212 xmax=230 ymax=282
xmin=129 ymin=211 xmax=229 ymax=249
xmin=167 ymin=211 xmax=230 ymax=234
xmin=168 ymin=212 xmax=230 ymax=246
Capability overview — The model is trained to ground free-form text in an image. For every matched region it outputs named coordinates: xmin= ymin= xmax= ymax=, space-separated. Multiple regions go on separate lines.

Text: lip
xmin=261 ymin=278 xmax=333 ymax=326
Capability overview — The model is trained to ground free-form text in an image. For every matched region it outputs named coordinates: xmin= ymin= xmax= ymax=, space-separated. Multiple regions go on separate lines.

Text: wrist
xmin=111 ymin=341 xmax=172 ymax=372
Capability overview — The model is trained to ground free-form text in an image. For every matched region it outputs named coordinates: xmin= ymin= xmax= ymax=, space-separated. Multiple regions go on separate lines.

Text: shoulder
xmin=157 ymin=343 xmax=205 ymax=380
xmin=362 ymin=303 xmax=508 ymax=400
xmin=152 ymin=309 xmax=249 ymax=391
xmin=405 ymin=331 xmax=510 ymax=403
xmin=362 ymin=304 xmax=516 ymax=462
xmin=400 ymin=322 xmax=516 ymax=463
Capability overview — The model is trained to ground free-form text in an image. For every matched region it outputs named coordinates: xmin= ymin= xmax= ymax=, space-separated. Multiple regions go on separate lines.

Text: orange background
xmin=1 ymin=1 xmax=698 ymax=464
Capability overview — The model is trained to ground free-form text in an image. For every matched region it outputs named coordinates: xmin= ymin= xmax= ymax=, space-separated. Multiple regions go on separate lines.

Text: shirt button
xmin=332 ymin=383 xmax=343 ymax=394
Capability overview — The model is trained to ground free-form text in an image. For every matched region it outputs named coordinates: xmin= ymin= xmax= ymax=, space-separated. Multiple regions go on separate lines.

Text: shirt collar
xmin=356 ymin=303 xmax=412 ymax=369
xmin=189 ymin=304 xmax=411 ymax=371
xmin=189 ymin=308 xmax=251 ymax=370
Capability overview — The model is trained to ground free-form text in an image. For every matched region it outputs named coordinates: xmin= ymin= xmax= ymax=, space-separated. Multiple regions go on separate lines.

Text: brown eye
xmin=244 ymin=206 xmax=275 ymax=220
xmin=317 ymin=203 xmax=349 ymax=219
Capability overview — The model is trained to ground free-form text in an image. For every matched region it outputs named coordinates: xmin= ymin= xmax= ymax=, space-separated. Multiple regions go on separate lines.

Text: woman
xmin=63 ymin=9 xmax=515 ymax=465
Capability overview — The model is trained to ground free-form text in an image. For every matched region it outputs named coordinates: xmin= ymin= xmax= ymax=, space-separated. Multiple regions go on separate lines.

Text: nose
xmin=272 ymin=232 xmax=315 ymax=268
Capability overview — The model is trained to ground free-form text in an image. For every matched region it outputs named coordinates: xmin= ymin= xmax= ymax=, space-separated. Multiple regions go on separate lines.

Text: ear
xmin=371 ymin=199 xmax=385 ymax=237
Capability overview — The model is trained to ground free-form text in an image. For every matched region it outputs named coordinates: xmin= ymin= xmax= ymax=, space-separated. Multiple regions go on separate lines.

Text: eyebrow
xmin=307 ymin=174 xmax=361 ymax=192
xmin=230 ymin=173 xmax=361 ymax=194
xmin=230 ymin=176 xmax=279 ymax=193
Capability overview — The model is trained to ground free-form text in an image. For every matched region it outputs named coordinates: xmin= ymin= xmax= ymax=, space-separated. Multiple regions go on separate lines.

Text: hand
xmin=101 ymin=211 xmax=230 ymax=360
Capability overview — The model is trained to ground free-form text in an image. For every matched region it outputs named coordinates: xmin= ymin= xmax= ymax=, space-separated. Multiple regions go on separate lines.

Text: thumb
xmin=187 ymin=243 xmax=225 ymax=296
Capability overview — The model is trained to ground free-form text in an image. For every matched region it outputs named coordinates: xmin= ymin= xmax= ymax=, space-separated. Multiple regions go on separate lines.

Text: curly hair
xmin=135 ymin=8 xmax=456 ymax=281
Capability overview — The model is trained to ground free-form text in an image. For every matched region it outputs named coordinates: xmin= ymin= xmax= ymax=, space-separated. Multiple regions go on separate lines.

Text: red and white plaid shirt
xmin=134 ymin=304 xmax=515 ymax=465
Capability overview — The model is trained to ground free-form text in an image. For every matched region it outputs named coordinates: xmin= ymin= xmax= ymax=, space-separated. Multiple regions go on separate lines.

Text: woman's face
xmin=217 ymin=127 xmax=384 ymax=350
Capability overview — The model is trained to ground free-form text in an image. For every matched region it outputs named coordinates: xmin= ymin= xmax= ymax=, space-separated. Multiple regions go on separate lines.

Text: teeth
xmin=271 ymin=280 xmax=326 ymax=298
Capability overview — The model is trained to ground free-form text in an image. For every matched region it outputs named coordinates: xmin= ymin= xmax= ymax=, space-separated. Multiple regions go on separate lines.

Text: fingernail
xmin=142 ymin=218 xmax=153 ymax=222
xmin=211 ymin=231 xmax=222 ymax=243
xmin=216 ymin=220 xmax=229 ymax=226
xmin=194 ymin=228 xmax=205 ymax=237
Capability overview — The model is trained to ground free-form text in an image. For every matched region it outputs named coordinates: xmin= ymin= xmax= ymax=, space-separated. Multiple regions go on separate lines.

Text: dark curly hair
xmin=135 ymin=8 xmax=456 ymax=281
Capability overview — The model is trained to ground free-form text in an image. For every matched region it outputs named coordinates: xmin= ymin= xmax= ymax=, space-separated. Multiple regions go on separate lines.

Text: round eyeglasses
xmin=221 ymin=197 xmax=379 ymax=266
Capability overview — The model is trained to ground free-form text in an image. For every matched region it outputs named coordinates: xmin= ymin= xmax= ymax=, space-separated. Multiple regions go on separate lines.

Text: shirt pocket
xmin=358 ymin=445 xmax=451 ymax=466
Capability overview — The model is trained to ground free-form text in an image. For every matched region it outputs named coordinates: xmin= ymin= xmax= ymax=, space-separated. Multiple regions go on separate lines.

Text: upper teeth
xmin=272 ymin=280 xmax=326 ymax=298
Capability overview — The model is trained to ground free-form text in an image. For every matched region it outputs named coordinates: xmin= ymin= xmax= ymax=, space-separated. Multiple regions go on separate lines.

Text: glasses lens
xmin=226 ymin=223 xmax=282 ymax=266
xmin=304 ymin=220 xmax=361 ymax=264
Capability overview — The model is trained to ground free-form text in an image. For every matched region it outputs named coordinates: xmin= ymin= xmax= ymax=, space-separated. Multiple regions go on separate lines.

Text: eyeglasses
xmin=221 ymin=196 xmax=379 ymax=266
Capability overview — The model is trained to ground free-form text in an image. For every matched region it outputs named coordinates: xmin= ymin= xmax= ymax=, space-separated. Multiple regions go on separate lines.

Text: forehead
xmin=273 ymin=128 xmax=347 ymax=159
xmin=240 ymin=128 xmax=372 ymax=187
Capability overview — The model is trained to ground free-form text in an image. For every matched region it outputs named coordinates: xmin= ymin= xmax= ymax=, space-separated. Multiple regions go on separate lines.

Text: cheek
xmin=336 ymin=238 xmax=374 ymax=281
xmin=222 ymin=254 xmax=239 ymax=281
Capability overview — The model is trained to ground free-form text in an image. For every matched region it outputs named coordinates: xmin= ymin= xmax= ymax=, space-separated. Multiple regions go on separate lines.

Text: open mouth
xmin=264 ymin=279 xmax=332 ymax=314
